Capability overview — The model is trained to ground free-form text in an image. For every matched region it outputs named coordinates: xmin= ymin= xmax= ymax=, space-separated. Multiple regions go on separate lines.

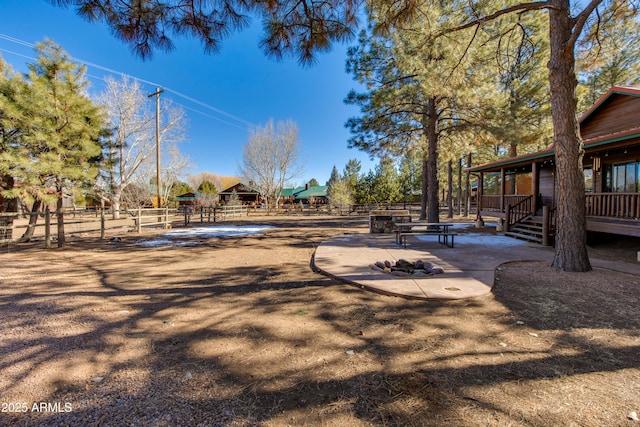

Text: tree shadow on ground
xmin=1 ymin=219 xmax=639 ymax=426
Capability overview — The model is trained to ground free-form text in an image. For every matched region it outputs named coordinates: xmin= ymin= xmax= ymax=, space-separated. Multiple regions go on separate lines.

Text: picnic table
xmin=394 ymin=222 xmax=457 ymax=248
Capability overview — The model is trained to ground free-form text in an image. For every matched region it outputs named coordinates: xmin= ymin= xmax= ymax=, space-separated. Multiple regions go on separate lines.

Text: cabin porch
xmin=479 ymin=192 xmax=640 ymax=241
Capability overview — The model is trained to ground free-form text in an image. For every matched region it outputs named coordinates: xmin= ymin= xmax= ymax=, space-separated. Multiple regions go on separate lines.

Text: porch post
xmin=531 ymin=161 xmax=539 ymax=214
xmin=477 ymin=172 xmax=484 ymax=220
xmin=500 ymin=168 xmax=506 ymax=213
xmin=542 ymin=206 xmax=550 ymax=246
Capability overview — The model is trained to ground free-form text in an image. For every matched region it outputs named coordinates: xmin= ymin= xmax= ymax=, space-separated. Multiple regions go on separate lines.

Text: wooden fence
xmin=2 ymin=202 xmax=476 ymax=247
xmin=0 ymin=208 xmax=180 ymax=246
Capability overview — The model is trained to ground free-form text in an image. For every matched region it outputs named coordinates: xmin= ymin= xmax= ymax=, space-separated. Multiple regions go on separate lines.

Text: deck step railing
xmin=504 ymin=195 xmax=534 ymax=232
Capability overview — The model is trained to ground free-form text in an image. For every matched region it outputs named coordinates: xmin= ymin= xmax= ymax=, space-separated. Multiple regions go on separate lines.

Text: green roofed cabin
xmin=278 ymin=184 xmax=328 ymax=205
xmin=469 ymin=85 xmax=640 ymax=242
xmin=293 ymin=184 xmax=328 ymax=203
xmin=176 ymin=191 xmax=199 ymax=206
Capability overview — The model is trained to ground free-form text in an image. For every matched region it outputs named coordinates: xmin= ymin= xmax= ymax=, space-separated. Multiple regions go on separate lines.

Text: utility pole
xmin=148 ymin=87 xmax=164 ymax=207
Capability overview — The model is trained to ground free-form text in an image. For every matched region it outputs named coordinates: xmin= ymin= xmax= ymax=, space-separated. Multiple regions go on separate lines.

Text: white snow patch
xmin=414 ymin=223 xmax=528 ymax=247
xmin=449 ymin=222 xmax=499 ymax=230
xmin=164 ymin=225 xmax=273 ymax=238
xmin=137 ymin=225 xmax=274 ymax=247
xmin=455 ymin=233 xmax=528 ymax=246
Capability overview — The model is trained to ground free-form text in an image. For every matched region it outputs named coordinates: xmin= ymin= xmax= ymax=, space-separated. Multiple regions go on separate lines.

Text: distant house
xmin=279 ymin=184 xmax=328 ymax=206
xmin=469 ymin=85 xmax=640 ymax=240
xmin=218 ymin=182 xmax=260 ymax=205
xmin=278 ymin=187 xmax=298 ymax=205
xmin=175 ymin=191 xmax=200 ymax=208
xmin=293 ymin=184 xmax=328 ymax=204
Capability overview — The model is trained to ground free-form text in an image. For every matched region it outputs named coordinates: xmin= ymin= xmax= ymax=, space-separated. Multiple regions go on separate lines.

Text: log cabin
xmin=218 ymin=182 xmax=260 ymax=205
xmin=469 ymin=85 xmax=640 ymax=244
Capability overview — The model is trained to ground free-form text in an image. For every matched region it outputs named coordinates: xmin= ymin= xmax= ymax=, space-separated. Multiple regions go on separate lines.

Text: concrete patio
xmin=312 ymin=226 xmax=640 ymax=300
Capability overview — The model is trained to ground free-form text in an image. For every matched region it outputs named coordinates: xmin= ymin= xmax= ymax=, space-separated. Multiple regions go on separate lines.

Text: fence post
xmin=184 ymin=207 xmax=188 ymax=226
xmin=45 ymin=207 xmax=51 ymax=249
xmin=100 ymin=208 xmax=105 ymax=239
xmin=542 ymin=206 xmax=550 ymax=246
xmin=504 ymin=204 xmax=511 ymax=233
xmin=200 ymin=206 xmax=204 ymax=223
xmin=137 ymin=207 xmax=142 ymax=233
xmin=164 ymin=207 xmax=169 ymax=228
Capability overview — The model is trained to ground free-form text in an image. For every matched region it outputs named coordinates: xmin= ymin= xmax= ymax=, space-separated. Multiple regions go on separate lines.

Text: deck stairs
xmin=505 ymin=215 xmax=550 ymax=244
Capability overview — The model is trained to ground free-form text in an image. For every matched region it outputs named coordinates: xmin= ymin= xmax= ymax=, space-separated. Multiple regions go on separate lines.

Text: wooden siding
xmin=515 ymin=174 xmax=532 ymax=194
xmin=581 ymin=94 xmax=640 ymax=140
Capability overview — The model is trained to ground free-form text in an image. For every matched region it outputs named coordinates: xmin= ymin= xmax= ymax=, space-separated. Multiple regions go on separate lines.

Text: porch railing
xmin=586 ymin=193 xmax=640 ymax=219
xmin=480 ymin=194 xmax=533 ymax=212
xmin=480 ymin=195 xmax=501 ymax=211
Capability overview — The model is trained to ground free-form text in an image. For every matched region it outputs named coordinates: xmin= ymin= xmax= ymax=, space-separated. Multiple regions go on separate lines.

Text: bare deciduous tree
xmin=132 ymin=139 xmax=192 ymax=208
xmin=96 ymin=75 xmax=188 ymax=217
xmin=187 ymin=172 xmax=224 ymax=193
xmin=239 ymin=119 xmax=303 ymax=209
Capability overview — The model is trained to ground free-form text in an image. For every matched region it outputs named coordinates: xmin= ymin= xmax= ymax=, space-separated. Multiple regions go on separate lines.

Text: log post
xmin=100 ymin=207 xmax=105 ymax=239
xmin=542 ymin=206 xmax=550 ymax=246
xmin=45 ymin=207 xmax=51 ymax=249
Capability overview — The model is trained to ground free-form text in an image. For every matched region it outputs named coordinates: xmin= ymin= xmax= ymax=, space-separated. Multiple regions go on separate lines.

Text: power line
xmin=0 ymin=33 xmax=254 ymax=130
xmin=173 ymin=101 xmax=249 ymax=131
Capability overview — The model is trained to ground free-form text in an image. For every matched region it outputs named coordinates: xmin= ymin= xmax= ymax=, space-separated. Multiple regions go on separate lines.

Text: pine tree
xmin=326 ymin=165 xmax=340 ymax=192
xmin=53 ymin=1 xmax=360 ymax=65
xmin=481 ymin=11 xmax=553 ymax=157
xmin=577 ymin=2 xmax=640 ymax=109
xmin=371 ymin=157 xmax=401 ymax=204
xmin=399 ymin=150 xmax=422 ymax=204
xmin=342 ymin=159 xmax=361 ymax=192
xmin=345 ymin=8 xmax=492 ymax=221
xmin=14 ymin=40 xmax=106 ymax=247
xmin=198 ymin=180 xmax=218 ymax=195
xmin=0 ymin=57 xmax=25 ymax=240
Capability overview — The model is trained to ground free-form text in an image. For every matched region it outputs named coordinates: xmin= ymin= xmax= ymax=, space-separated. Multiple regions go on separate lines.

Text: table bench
xmin=394 ymin=222 xmax=457 ymax=248
xmin=397 ymin=231 xmax=458 ymax=248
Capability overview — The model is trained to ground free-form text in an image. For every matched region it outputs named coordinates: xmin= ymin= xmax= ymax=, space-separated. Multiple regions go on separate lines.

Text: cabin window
xmin=606 ymin=161 xmax=640 ymax=193
xmin=583 ymin=166 xmax=593 ymax=193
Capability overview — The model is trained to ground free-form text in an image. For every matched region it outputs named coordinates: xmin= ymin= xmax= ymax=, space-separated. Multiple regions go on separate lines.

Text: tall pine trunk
xmin=425 ymin=97 xmax=439 ymax=223
xmin=420 ymin=155 xmax=427 ymax=220
xmin=56 ymin=181 xmax=65 ymax=248
xmin=456 ymin=157 xmax=462 ymax=216
xmin=447 ymin=159 xmax=453 ymax=218
xmin=548 ymin=0 xmax=591 ymax=272
xmin=464 ymin=153 xmax=472 ymax=217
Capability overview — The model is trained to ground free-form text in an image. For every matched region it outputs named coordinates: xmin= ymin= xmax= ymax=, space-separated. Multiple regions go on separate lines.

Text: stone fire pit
xmin=371 ymin=259 xmax=444 ymax=277
xmin=369 ymin=209 xmax=411 ymax=233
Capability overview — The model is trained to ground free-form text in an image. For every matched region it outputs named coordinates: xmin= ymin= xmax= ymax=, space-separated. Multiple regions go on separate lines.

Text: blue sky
xmin=0 ymin=1 xmax=378 ymax=186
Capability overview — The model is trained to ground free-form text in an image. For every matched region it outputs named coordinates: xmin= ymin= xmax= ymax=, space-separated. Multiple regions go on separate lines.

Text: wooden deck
xmin=480 ymin=193 xmax=640 ymax=239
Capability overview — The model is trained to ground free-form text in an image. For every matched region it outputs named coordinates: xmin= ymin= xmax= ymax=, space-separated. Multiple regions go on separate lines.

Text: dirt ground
xmin=0 ymin=214 xmax=639 ymax=427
